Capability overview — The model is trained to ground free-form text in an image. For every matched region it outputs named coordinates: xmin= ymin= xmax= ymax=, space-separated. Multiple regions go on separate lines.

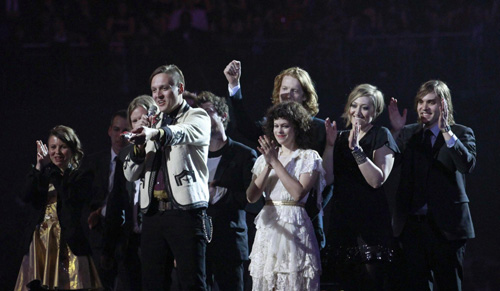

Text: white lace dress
xmin=249 ymin=148 xmax=326 ymax=291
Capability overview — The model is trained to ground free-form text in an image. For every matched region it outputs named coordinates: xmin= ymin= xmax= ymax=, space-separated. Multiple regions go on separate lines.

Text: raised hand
xmin=325 ymin=117 xmax=338 ymax=147
xmin=224 ymin=60 xmax=241 ymax=88
xmin=388 ymin=97 xmax=407 ymax=132
xmin=36 ymin=140 xmax=50 ymax=170
xmin=257 ymin=135 xmax=278 ymax=167
xmin=438 ymin=96 xmax=450 ymax=132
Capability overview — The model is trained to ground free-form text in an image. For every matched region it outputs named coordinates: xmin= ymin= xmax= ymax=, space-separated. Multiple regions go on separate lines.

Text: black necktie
xmin=411 ymin=130 xmax=434 ymax=213
xmin=423 ymin=129 xmax=433 ymax=156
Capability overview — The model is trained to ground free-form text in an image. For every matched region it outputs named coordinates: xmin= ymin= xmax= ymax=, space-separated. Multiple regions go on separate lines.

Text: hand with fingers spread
xmin=325 ymin=118 xmax=338 ymax=147
xmin=36 ymin=140 xmax=50 ymax=170
xmin=224 ymin=60 xmax=241 ymax=89
xmin=388 ymin=97 xmax=407 ymax=133
xmin=257 ymin=135 xmax=278 ymax=167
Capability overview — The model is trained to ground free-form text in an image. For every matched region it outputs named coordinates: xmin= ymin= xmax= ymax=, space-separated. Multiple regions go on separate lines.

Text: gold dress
xmin=15 ymin=183 xmax=102 ymax=291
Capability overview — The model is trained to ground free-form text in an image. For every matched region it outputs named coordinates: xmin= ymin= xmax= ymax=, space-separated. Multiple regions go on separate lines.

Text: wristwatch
xmin=352 ymin=145 xmax=362 ymax=152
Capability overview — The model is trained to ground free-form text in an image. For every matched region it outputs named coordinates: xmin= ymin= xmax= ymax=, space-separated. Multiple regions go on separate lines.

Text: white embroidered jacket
xmin=124 ymin=100 xmax=210 ymax=212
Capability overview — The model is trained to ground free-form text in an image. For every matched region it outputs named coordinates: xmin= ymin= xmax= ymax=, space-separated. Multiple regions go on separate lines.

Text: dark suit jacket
xmin=206 ymin=138 xmax=257 ymax=262
xmin=81 ymin=150 xmax=112 ymax=213
xmin=228 ymin=88 xmax=326 ymax=153
xmin=82 ymin=148 xmax=135 ymax=256
xmin=392 ymin=123 xmax=477 ymax=240
xmin=21 ymin=165 xmax=93 ymax=256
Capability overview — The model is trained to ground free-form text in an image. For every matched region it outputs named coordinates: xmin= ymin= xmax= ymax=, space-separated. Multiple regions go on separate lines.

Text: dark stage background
xmin=1 ymin=1 xmax=499 ymax=290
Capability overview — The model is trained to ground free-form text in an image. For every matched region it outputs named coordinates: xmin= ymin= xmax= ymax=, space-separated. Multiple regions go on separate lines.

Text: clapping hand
xmin=257 ymin=135 xmax=278 ymax=167
xmin=388 ymin=97 xmax=407 ymax=132
xmin=438 ymin=96 xmax=450 ymax=132
xmin=36 ymin=140 xmax=50 ymax=170
xmin=325 ymin=117 xmax=338 ymax=147
xmin=348 ymin=121 xmax=361 ymax=150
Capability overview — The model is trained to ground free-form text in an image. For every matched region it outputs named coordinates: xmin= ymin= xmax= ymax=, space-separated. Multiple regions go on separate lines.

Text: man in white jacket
xmin=124 ymin=64 xmax=211 ymax=291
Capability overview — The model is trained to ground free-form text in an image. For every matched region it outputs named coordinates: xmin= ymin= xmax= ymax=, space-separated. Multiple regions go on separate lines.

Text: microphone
xmin=147 ymin=106 xmax=157 ymax=118
xmin=149 ymin=106 xmax=162 ymax=126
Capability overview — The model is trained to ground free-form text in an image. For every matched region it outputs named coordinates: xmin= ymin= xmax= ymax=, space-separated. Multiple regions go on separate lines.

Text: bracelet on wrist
xmin=351 ymin=146 xmax=367 ymax=165
xmin=441 ymin=125 xmax=451 ymax=133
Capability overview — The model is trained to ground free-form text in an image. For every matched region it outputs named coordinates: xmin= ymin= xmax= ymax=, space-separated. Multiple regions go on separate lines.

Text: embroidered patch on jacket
xmin=171 ymin=131 xmax=185 ymax=144
xmin=175 ymin=170 xmax=197 ymax=186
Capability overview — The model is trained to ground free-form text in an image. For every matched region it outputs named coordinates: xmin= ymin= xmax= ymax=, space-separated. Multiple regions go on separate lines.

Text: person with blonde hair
xmin=127 ymin=94 xmax=158 ymax=130
xmin=323 ymin=84 xmax=398 ymax=290
xmin=15 ymin=125 xmax=101 ymax=291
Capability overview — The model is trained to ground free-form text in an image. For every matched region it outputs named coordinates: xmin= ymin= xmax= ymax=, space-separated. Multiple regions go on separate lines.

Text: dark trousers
xmin=141 ymin=207 xmax=207 ymax=291
xmin=88 ymin=224 xmax=117 ymax=291
xmin=399 ymin=216 xmax=466 ymax=291
xmin=243 ymin=211 xmax=258 ymax=291
xmin=206 ymin=259 xmax=244 ymax=291
xmin=335 ymin=260 xmax=391 ymax=291
xmin=114 ymin=232 xmax=142 ymax=291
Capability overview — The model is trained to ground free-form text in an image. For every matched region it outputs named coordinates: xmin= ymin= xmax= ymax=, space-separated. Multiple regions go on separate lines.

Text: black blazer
xmin=81 ymin=150 xmax=112 ymax=213
xmin=82 ymin=147 xmax=135 ymax=256
xmin=392 ymin=123 xmax=477 ymax=240
xmin=228 ymin=88 xmax=326 ymax=153
xmin=21 ymin=165 xmax=93 ymax=256
xmin=206 ymin=138 xmax=257 ymax=262
xmin=102 ymin=145 xmax=137 ymax=256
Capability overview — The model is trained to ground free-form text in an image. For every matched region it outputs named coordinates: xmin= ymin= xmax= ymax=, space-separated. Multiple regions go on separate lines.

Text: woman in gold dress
xmin=15 ymin=125 xmax=102 ymax=291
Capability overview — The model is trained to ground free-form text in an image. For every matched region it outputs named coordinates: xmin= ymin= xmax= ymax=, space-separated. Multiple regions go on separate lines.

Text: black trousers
xmin=206 ymin=258 xmax=244 ymax=291
xmin=114 ymin=232 xmax=142 ymax=291
xmin=88 ymin=223 xmax=117 ymax=291
xmin=141 ymin=206 xmax=207 ymax=291
xmin=399 ymin=216 xmax=466 ymax=291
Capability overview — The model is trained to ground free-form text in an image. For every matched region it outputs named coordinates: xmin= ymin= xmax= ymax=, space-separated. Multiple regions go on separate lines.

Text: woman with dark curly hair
xmin=246 ymin=101 xmax=326 ymax=290
xmin=15 ymin=125 xmax=101 ymax=291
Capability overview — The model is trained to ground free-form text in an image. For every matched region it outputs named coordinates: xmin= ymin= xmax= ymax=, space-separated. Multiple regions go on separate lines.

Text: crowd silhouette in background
xmin=4 ymin=0 xmax=500 ymax=47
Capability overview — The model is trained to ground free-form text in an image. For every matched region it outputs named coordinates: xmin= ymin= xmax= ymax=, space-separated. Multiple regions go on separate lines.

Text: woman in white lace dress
xmin=246 ymin=101 xmax=326 ymax=291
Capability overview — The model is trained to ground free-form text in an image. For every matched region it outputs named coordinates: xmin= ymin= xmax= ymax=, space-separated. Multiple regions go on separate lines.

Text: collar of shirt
xmin=208 ymin=142 xmax=229 ymax=158
xmin=422 ymin=124 xmax=440 ymax=146
xmin=164 ymin=104 xmax=182 ymax=123
xmin=110 ymin=148 xmax=118 ymax=163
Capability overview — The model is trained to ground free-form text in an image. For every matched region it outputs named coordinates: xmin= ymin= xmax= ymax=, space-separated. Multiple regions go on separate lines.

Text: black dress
xmin=328 ymin=125 xmax=399 ymax=264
